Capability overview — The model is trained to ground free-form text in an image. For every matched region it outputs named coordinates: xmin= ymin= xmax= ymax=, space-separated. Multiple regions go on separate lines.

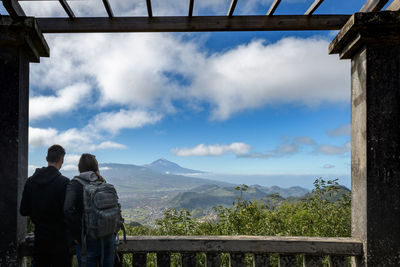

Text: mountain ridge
xmin=144 ymin=158 xmax=203 ymax=174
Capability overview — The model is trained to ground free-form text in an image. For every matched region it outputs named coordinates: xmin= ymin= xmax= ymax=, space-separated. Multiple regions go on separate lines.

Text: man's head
xmin=46 ymin=145 xmax=65 ymax=170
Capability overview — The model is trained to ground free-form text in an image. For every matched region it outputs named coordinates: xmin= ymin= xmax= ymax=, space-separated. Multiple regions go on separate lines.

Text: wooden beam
xmin=227 ymin=0 xmax=238 ymax=17
xmin=360 ymin=0 xmax=388 ymax=12
xmin=146 ymin=0 xmax=152 ymax=17
xmin=36 ymin=15 xmax=351 ymax=33
xmin=102 ymin=0 xmax=114 ymax=17
xmin=386 ymin=0 xmax=400 ymax=10
xmin=2 ymin=0 xmax=26 ymax=18
xmin=266 ymin=0 xmax=281 ymax=16
xmin=59 ymin=0 xmax=75 ymax=19
xmin=188 ymin=0 xmax=194 ymax=17
xmin=12 ymin=0 xmax=81 ymax=1
xmin=305 ymin=0 xmax=324 ymax=15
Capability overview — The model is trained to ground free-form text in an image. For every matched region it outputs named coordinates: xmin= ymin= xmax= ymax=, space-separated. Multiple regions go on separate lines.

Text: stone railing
xmin=115 ymin=236 xmax=363 ymax=266
xmin=21 ymin=235 xmax=363 ymax=266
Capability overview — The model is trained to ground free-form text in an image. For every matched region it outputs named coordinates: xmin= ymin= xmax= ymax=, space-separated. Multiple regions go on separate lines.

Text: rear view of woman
xmin=64 ymin=154 xmax=120 ymax=267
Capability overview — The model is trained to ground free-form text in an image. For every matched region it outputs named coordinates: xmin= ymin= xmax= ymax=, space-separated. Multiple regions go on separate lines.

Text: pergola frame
xmin=1 ymin=0 xmax=398 ymax=33
xmin=1 ymin=0 xmax=400 ymax=266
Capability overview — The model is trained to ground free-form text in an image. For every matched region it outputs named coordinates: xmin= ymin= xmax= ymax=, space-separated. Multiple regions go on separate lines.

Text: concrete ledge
xmin=20 ymin=235 xmax=363 ymax=257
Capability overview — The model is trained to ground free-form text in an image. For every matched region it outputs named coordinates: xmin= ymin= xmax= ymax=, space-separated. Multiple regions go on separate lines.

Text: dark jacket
xmin=64 ymin=171 xmax=100 ymax=246
xmin=20 ymin=166 xmax=70 ymax=252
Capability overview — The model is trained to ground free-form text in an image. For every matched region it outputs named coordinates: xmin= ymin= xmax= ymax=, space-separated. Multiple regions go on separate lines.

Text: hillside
xmin=169 ymin=184 xmax=309 ymax=210
xmin=98 ymin=163 xmax=231 ymax=193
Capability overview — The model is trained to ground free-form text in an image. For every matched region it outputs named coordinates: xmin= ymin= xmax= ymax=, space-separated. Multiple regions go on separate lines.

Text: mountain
xmin=253 ymin=185 xmax=309 ymax=198
xmin=169 ymin=184 xmax=310 ymax=210
xmin=98 ymin=163 xmax=228 ymax=193
xmin=144 ymin=158 xmax=203 ymax=174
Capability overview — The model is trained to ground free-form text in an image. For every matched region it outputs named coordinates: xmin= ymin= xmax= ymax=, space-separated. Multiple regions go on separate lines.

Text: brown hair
xmin=47 ymin=144 xmax=66 ymax=163
xmin=78 ymin=153 xmax=105 ymax=182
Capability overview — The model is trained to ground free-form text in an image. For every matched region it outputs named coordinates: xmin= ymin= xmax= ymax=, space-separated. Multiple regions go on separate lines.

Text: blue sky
xmin=1 ymin=0 xmax=373 ymax=188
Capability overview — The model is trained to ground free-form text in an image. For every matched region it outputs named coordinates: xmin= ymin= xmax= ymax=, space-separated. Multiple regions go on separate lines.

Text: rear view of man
xmin=20 ymin=145 xmax=71 ymax=267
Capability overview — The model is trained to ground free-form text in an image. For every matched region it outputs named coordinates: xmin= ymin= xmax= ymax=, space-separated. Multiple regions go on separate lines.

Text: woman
xmin=64 ymin=154 xmax=116 ymax=267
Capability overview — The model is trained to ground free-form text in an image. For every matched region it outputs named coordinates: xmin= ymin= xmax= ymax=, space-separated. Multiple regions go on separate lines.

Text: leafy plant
xmin=122 ymin=178 xmax=351 ymax=267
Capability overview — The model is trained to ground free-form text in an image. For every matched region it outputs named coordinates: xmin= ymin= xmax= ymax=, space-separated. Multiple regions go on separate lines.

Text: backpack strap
xmin=100 ymin=237 xmax=105 ymax=267
xmin=73 ymin=177 xmax=88 ymax=267
xmin=80 ymin=215 xmax=88 ymax=267
xmin=121 ymin=223 xmax=127 ymax=243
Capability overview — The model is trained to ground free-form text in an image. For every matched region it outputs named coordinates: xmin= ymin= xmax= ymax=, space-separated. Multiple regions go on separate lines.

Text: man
xmin=20 ymin=145 xmax=71 ymax=267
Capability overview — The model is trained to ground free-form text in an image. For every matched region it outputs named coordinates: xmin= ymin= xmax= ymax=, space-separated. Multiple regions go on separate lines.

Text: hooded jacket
xmin=63 ymin=171 xmax=100 ymax=246
xmin=20 ymin=166 xmax=70 ymax=251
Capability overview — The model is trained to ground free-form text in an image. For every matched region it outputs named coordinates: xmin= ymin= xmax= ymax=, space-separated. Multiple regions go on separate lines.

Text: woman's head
xmin=78 ymin=153 xmax=106 ymax=182
xmin=78 ymin=153 xmax=99 ymax=173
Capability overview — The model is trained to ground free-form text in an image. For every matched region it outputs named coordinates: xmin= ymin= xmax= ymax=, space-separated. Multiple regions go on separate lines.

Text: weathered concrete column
xmin=0 ymin=16 xmax=49 ymax=266
xmin=330 ymin=12 xmax=400 ymax=266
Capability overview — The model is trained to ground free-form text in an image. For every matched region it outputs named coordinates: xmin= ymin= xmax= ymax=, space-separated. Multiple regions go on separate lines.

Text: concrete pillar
xmin=0 ymin=16 xmax=49 ymax=266
xmin=330 ymin=12 xmax=400 ymax=266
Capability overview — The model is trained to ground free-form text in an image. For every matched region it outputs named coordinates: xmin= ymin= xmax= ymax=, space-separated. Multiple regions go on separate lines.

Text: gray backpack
xmin=74 ymin=177 xmax=126 ymax=240
xmin=74 ymin=177 xmax=126 ymax=266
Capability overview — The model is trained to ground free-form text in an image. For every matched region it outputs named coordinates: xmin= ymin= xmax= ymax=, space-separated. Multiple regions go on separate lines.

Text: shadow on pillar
xmin=0 ymin=16 xmax=49 ymax=266
xmin=330 ymin=11 xmax=400 ymax=266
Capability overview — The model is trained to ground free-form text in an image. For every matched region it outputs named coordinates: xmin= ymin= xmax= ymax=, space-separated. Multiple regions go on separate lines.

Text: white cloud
xmin=30 ymin=35 xmax=349 ymax=122
xmin=63 ymin=154 xmax=82 ymax=172
xmin=189 ymin=38 xmax=349 ymax=120
xmin=95 ymin=141 xmax=127 ymax=150
xmin=327 ymin=124 xmax=351 ymax=137
xmin=240 ymin=136 xmax=305 ymax=158
xmin=91 ymin=109 xmax=162 ymax=135
xmin=29 ymin=127 xmax=58 ymax=147
xmin=240 ymin=136 xmax=350 ymax=158
xmin=61 ymin=164 xmax=78 ymax=172
xmin=19 ymin=1 xmax=66 ymax=17
xmin=172 ymin=142 xmax=251 ymax=156
xmin=315 ymin=142 xmax=351 ymax=155
xmin=30 ymin=83 xmax=91 ymax=121
xmin=323 ymin=164 xmax=335 ymax=169
xmin=28 ymin=165 xmax=40 ymax=174
xmin=64 ymin=153 xmax=81 ymax=164
xmin=19 ymin=0 xmax=271 ymax=18
xmin=29 ymin=126 xmax=127 ymax=152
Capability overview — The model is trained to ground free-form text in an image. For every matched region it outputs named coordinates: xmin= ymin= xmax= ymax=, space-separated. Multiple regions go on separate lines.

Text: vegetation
xmin=122 ymin=178 xmax=351 ymax=266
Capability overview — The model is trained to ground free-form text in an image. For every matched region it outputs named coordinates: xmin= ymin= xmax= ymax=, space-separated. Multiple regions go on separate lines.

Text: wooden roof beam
xmin=188 ymin=0 xmax=194 ymax=17
xmin=360 ymin=0 xmax=388 ymax=12
xmin=305 ymin=0 xmax=324 ymax=15
xmin=36 ymin=15 xmax=351 ymax=33
xmin=59 ymin=0 xmax=75 ymax=19
xmin=146 ymin=0 xmax=152 ymax=17
xmin=266 ymin=0 xmax=282 ymax=16
xmin=2 ymin=0 xmax=26 ymax=18
xmin=227 ymin=0 xmax=238 ymax=17
xmin=386 ymin=0 xmax=400 ymax=10
xmin=102 ymin=0 xmax=114 ymax=17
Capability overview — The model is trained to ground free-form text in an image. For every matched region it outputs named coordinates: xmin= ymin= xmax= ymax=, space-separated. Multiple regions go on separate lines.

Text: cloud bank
xmin=174 ymin=136 xmax=350 ymax=158
xmin=327 ymin=124 xmax=351 ymax=137
xmin=29 ymin=126 xmax=127 ymax=152
xmin=30 ymin=35 xmax=349 ymax=123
